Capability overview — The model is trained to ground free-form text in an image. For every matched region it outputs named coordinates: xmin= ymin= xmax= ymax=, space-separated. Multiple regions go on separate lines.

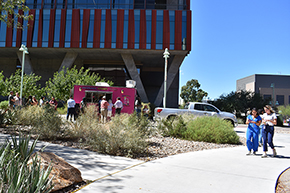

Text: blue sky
xmin=179 ymin=0 xmax=290 ymax=100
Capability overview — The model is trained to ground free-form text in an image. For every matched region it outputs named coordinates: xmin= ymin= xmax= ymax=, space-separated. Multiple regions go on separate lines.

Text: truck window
xmin=194 ymin=104 xmax=203 ymax=111
xmin=204 ymin=105 xmax=218 ymax=113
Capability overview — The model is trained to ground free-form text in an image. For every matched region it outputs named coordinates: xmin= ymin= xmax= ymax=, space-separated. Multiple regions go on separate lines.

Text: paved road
xmin=0 ymin=125 xmax=289 ymax=193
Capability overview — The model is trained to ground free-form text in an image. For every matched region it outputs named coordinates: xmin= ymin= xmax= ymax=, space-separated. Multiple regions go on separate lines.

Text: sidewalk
xmin=77 ymin=125 xmax=290 ymax=193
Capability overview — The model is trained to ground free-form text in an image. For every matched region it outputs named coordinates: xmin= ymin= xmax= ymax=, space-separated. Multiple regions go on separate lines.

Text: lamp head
xmin=19 ymin=44 xmax=29 ymax=54
xmin=163 ymin=48 xmax=170 ymax=58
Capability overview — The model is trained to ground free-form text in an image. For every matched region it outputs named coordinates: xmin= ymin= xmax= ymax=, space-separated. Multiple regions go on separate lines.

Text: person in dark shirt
xmin=8 ymin=91 xmax=15 ymax=109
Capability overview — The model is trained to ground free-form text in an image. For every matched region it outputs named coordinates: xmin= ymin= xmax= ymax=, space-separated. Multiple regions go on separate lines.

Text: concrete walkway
xmin=77 ymin=125 xmax=290 ymax=193
xmin=0 ymin=125 xmax=289 ymax=193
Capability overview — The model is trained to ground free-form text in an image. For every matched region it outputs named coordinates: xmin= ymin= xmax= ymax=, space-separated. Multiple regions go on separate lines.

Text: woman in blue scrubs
xmin=246 ymin=108 xmax=262 ymax=155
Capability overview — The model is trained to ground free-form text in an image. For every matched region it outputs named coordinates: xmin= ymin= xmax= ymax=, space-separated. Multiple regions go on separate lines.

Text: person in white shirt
xmin=14 ymin=92 xmax=21 ymax=107
xmin=67 ymin=96 xmax=76 ymax=121
xmin=114 ymin=97 xmax=123 ymax=114
xmin=107 ymin=99 xmax=113 ymax=120
xmin=258 ymin=109 xmax=265 ymax=146
xmin=39 ymin=96 xmax=45 ymax=107
xmin=261 ymin=105 xmax=277 ymax=158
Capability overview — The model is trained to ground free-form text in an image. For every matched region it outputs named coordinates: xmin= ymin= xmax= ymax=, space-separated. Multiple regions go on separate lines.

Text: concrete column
xmin=121 ymin=53 xmax=149 ymax=102
xmin=58 ymin=52 xmax=78 ymax=73
xmin=17 ymin=52 xmax=34 ymax=74
xmin=154 ymin=54 xmax=185 ymax=106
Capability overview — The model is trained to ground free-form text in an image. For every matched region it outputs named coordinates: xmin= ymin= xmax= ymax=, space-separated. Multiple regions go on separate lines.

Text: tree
xmin=45 ymin=66 xmax=113 ymax=102
xmin=0 ymin=70 xmax=45 ymax=99
xmin=0 ymin=0 xmax=33 ymax=28
xmin=180 ymin=79 xmax=208 ymax=103
xmin=211 ymin=90 xmax=270 ymax=119
xmin=278 ymin=105 xmax=290 ymax=119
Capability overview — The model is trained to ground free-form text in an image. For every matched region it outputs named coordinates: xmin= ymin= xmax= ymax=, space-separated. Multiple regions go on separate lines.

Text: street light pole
xmin=163 ymin=48 xmax=170 ymax=108
xmin=19 ymin=44 xmax=29 ymax=105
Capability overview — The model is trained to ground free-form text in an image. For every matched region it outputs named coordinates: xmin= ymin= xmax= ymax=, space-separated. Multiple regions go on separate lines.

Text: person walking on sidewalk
xmin=258 ymin=109 xmax=265 ymax=146
xmin=246 ymin=108 xmax=262 ymax=155
xmin=261 ymin=105 xmax=277 ymax=158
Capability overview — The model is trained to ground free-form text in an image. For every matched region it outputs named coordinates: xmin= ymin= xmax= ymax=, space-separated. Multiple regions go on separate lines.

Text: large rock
xmin=276 ymin=167 xmax=290 ymax=193
xmin=29 ymin=152 xmax=83 ymax=192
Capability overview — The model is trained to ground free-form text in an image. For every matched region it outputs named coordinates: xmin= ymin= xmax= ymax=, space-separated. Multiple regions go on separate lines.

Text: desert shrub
xmin=16 ymin=106 xmax=63 ymax=140
xmin=0 ymin=134 xmax=53 ymax=192
xmin=156 ymin=114 xmax=195 ymax=137
xmin=68 ymin=105 xmax=99 ymax=140
xmin=69 ymin=107 xmax=148 ymax=157
xmin=0 ymin=109 xmax=18 ymax=126
xmin=184 ymin=116 xmax=240 ymax=144
xmin=123 ymin=112 xmax=152 ymax=136
xmin=57 ymin=105 xmax=67 ymax=115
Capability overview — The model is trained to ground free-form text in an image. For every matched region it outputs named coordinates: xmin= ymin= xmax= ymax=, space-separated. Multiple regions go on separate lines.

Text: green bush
xmin=0 ymin=100 xmax=8 ymax=110
xmin=156 ymin=115 xmax=240 ymax=144
xmin=156 ymin=114 xmax=195 ymax=137
xmin=0 ymin=134 xmax=53 ymax=192
xmin=16 ymin=106 xmax=63 ymax=140
xmin=57 ymin=105 xmax=67 ymax=115
xmin=184 ymin=116 xmax=240 ymax=144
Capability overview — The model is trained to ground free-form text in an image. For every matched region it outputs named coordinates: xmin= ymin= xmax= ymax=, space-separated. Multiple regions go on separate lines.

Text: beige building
xmin=237 ymin=74 xmax=290 ymax=106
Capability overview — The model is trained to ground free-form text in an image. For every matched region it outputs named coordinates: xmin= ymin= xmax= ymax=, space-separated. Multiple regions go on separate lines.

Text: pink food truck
xmin=73 ymin=85 xmax=136 ymax=114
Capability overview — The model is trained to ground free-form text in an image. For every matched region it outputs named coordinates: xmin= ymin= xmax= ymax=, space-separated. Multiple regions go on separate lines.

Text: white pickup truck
xmin=154 ymin=102 xmax=238 ymax=127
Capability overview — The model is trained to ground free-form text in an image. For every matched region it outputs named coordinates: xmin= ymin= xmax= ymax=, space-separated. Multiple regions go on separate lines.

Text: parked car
xmin=154 ymin=102 xmax=238 ymax=127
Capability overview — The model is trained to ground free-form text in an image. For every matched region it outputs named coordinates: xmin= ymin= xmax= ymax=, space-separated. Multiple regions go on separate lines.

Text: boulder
xmin=29 ymin=152 xmax=83 ymax=192
xmin=276 ymin=167 xmax=290 ymax=193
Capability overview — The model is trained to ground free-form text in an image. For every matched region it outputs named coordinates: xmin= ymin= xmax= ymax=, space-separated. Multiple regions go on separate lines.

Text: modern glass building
xmin=0 ymin=0 xmax=191 ymax=107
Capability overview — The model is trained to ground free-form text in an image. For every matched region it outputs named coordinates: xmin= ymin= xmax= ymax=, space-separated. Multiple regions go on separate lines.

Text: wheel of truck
xmin=167 ymin=115 xmax=177 ymax=121
xmin=225 ymin=119 xmax=235 ymax=127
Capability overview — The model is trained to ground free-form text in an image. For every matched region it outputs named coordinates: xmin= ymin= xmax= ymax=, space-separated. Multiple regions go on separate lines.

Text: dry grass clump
xmin=68 ymin=106 xmax=149 ymax=157
xmin=15 ymin=106 xmax=63 ymax=140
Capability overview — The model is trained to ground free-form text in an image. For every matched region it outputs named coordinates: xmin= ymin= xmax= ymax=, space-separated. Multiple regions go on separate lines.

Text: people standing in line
xmin=67 ymin=96 xmax=76 ymax=121
xmin=8 ymin=91 xmax=15 ymax=109
xmin=27 ymin=95 xmax=34 ymax=106
xmin=80 ymin=97 xmax=86 ymax=113
xmin=14 ymin=92 xmax=21 ymax=108
xmin=135 ymin=96 xmax=142 ymax=116
xmin=39 ymin=96 xmax=46 ymax=107
xmin=258 ymin=109 xmax=265 ymax=147
xmin=100 ymin=96 xmax=109 ymax=123
xmin=107 ymin=99 xmax=113 ymax=121
xmin=262 ymin=105 xmax=277 ymax=158
xmin=114 ymin=97 xmax=123 ymax=115
xmin=246 ymin=108 xmax=262 ymax=155
xmin=32 ymin=96 xmax=38 ymax=106
xmin=49 ymin=97 xmax=58 ymax=110
xmin=98 ymin=96 xmax=103 ymax=120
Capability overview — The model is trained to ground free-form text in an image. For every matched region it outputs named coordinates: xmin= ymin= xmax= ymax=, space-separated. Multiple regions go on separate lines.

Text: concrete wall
xmin=0 ymin=58 xmax=18 ymax=78
xmin=236 ymin=74 xmax=255 ymax=91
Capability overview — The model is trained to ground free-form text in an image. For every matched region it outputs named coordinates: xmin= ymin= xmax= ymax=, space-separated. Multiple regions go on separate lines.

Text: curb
xmin=72 ymin=161 xmax=147 ymax=192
